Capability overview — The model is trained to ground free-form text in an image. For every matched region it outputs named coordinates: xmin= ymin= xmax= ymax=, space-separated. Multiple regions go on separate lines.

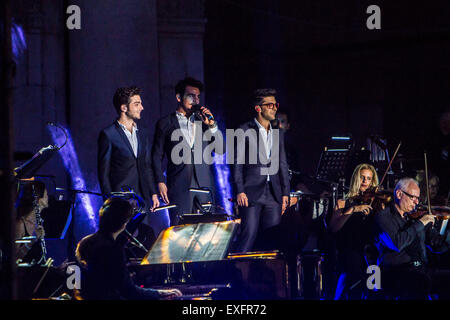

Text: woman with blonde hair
xmin=329 ymin=163 xmax=380 ymax=299
xmin=330 ymin=163 xmax=379 ymax=232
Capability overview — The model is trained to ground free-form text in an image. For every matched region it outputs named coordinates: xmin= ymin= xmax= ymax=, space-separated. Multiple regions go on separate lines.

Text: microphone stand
xmin=124 ymin=230 xmax=149 ymax=254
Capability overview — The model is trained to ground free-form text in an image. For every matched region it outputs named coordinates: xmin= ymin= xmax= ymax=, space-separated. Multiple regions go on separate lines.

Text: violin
xmin=407 ymin=151 xmax=450 ymax=236
xmin=407 ymin=204 xmax=450 ymax=220
xmin=350 ymin=187 xmax=394 ymax=212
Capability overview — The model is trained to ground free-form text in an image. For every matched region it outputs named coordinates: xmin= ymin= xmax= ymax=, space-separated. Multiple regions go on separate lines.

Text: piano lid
xmin=141 ymin=220 xmax=239 ymax=265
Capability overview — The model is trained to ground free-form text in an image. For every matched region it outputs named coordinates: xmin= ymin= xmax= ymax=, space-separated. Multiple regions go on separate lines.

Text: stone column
xmin=156 ymin=0 xmax=206 ymax=117
xmin=12 ymin=0 xmax=68 ymax=189
xmin=67 ymin=0 xmax=160 ymax=238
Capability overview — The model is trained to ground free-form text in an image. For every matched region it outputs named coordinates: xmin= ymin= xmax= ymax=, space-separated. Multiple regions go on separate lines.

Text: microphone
xmin=192 ymin=104 xmax=214 ymax=121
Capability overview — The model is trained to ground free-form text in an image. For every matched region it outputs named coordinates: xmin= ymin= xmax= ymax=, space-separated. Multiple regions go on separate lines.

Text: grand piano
xmin=128 ymin=220 xmax=292 ymax=300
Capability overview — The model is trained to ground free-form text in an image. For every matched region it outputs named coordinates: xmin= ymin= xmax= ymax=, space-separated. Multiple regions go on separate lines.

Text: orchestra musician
xmin=415 ymin=170 xmax=448 ymax=206
xmin=75 ymin=197 xmax=182 ymax=300
xmin=329 ymin=163 xmax=379 ymax=299
xmin=15 ymin=181 xmax=48 ymax=263
xmin=373 ymin=177 xmax=450 ymax=299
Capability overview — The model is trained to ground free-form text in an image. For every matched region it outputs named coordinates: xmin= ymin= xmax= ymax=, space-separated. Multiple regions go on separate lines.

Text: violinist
xmin=416 ymin=170 xmax=447 ymax=206
xmin=329 ymin=163 xmax=380 ymax=300
xmin=374 ymin=177 xmax=450 ymax=299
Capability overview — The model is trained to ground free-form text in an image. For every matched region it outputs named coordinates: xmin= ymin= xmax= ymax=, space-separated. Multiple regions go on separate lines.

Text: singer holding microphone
xmin=151 ymin=77 xmax=222 ymax=226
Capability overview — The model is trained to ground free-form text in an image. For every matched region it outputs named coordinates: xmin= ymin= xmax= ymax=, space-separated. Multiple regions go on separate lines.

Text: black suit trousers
xmin=168 ymin=173 xmax=212 ymax=226
xmin=236 ymin=181 xmax=281 ymax=253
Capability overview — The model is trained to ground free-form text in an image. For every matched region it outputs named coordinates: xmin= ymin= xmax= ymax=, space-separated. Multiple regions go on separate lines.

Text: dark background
xmin=3 ymin=0 xmax=450 ymax=257
xmin=205 ymin=0 xmax=450 ymax=175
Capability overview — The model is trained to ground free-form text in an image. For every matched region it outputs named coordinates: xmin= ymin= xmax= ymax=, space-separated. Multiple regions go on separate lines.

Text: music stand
xmin=189 ymin=187 xmax=213 ymax=213
xmin=315 ymin=148 xmax=350 ymax=183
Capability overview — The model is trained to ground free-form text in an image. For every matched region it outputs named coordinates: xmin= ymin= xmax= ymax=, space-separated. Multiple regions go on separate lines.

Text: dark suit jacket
xmin=151 ymin=112 xmax=222 ymax=196
xmin=232 ymin=119 xmax=290 ymax=204
xmin=98 ymin=122 xmax=157 ymax=203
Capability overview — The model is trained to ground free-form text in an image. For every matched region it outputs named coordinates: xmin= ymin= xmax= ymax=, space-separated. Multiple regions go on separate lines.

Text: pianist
xmin=75 ymin=197 xmax=182 ymax=300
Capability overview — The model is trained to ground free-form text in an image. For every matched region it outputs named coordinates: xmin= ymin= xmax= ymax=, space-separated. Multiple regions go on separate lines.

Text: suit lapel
xmin=171 ymin=112 xmax=197 ymax=154
xmin=250 ymin=119 xmax=270 ymax=162
xmin=170 ymin=112 xmax=181 ymax=131
xmin=136 ymin=127 xmax=145 ymax=158
xmin=114 ymin=121 xmax=136 ymax=158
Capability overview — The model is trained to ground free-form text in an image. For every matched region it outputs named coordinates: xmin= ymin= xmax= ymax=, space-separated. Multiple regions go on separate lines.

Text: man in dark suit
xmin=98 ymin=86 xmax=159 ymax=229
xmin=232 ymin=88 xmax=290 ymax=253
xmin=151 ymin=77 xmax=221 ymax=226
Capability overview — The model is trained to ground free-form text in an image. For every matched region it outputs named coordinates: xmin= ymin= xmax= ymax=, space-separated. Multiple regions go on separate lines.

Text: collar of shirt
xmin=254 ymin=118 xmax=272 ymax=133
xmin=117 ymin=120 xmax=138 ymax=133
xmin=176 ymin=111 xmax=195 ymax=122
xmin=254 ymin=118 xmax=273 ymax=152
xmin=117 ymin=120 xmax=138 ymax=157
xmin=176 ymin=111 xmax=196 ymax=147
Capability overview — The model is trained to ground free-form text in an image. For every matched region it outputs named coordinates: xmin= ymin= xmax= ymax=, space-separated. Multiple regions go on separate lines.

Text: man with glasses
xmin=232 ymin=88 xmax=290 ymax=253
xmin=373 ymin=177 xmax=450 ymax=299
xmin=152 ymin=77 xmax=220 ymax=226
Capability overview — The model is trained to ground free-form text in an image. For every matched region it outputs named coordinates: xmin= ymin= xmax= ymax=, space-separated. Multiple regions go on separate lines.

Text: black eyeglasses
xmin=260 ymin=102 xmax=280 ymax=110
xmin=401 ymin=190 xmax=420 ymax=202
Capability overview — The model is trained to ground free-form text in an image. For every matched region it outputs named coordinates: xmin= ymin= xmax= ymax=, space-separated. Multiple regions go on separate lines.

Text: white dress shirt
xmin=176 ymin=111 xmax=218 ymax=149
xmin=176 ymin=111 xmax=196 ymax=148
xmin=118 ymin=121 xmax=138 ymax=157
xmin=254 ymin=118 xmax=272 ymax=181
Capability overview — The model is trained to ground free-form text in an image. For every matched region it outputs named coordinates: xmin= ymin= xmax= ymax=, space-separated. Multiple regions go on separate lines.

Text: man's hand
xmin=199 ymin=106 xmax=215 ymax=127
xmin=150 ymin=194 xmax=160 ymax=212
xmin=289 ymin=196 xmax=298 ymax=207
xmin=281 ymin=196 xmax=289 ymax=215
xmin=158 ymin=182 xmax=169 ymax=204
xmin=158 ymin=288 xmax=183 ymax=300
xmin=237 ymin=193 xmax=249 ymax=207
xmin=419 ymin=214 xmax=435 ymax=227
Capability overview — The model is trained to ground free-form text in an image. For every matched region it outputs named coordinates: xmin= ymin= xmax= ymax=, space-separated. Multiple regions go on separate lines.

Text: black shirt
xmin=334 ymin=198 xmax=375 ymax=273
xmin=76 ymin=232 xmax=160 ymax=300
xmin=374 ymin=203 xmax=449 ymax=267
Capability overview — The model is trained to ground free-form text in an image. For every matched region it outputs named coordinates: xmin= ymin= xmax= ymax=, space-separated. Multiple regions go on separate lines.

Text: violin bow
xmin=424 ymin=151 xmax=433 ymax=215
xmin=425 ymin=151 xmax=450 ymax=235
xmin=369 ymin=141 xmax=402 ymax=207
xmin=424 ymin=151 xmax=450 ymax=235
xmin=378 ymin=141 xmax=402 ymax=189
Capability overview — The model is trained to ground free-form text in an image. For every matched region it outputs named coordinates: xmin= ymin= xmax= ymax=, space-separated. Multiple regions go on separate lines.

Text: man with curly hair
xmin=98 ymin=86 xmax=159 ymax=228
